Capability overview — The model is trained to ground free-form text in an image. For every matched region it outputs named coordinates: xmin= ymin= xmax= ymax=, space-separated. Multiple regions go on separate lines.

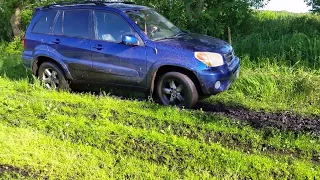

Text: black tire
xmin=156 ymin=72 xmax=198 ymax=109
xmin=38 ymin=62 xmax=69 ymax=90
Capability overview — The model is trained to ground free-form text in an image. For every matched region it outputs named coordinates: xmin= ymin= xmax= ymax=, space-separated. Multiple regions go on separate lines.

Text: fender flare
xmin=147 ymin=62 xmax=199 ymax=95
xmin=32 ymin=49 xmax=73 ymax=80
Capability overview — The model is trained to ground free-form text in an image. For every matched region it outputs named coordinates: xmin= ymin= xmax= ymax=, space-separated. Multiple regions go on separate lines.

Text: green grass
xmin=233 ymin=33 xmax=320 ymax=68
xmin=0 ymin=77 xmax=319 ymax=179
xmin=0 ymin=122 xmax=185 ymax=179
xmin=232 ymin=11 xmax=320 ymax=69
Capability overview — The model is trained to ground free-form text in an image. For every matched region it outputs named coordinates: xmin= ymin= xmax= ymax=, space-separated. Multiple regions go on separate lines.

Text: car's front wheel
xmin=156 ymin=72 xmax=198 ymax=109
xmin=38 ymin=62 xmax=69 ymax=90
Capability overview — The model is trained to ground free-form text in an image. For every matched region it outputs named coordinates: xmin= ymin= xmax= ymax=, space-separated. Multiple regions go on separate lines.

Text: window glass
xmin=64 ymin=10 xmax=90 ymax=38
xmin=53 ymin=12 xmax=62 ymax=35
xmin=33 ymin=10 xmax=57 ymax=34
xmin=126 ymin=9 xmax=182 ymax=41
xmin=94 ymin=11 xmax=134 ymax=43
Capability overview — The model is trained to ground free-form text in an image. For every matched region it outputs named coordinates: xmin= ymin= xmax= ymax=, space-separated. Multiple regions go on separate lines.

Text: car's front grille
xmin=224 ymin=50 xmax=235 ymax=64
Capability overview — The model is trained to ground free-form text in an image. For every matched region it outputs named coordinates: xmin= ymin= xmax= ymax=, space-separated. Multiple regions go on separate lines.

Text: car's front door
xmin=90 ymin=10 xmax=147 ymax=87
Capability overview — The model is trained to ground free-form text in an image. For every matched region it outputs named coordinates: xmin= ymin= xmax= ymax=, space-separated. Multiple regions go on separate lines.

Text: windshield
xmin=126 ymin=9 xmax=183 ymax=41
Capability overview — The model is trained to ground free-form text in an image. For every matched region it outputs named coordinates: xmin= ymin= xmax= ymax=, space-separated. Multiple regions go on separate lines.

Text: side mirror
xmin=122 ymin=34 xmax=138 ymax=46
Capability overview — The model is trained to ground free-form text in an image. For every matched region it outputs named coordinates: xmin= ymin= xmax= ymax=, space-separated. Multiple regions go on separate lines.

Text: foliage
xmin=232 ymin=11 xmax=320 ymax=69
xmin=0 ymin=43 xmax=30 ymax=80
xmin=0 ymin=4 xmax=12 ymax=41
xmin=134 ymin=0 xmax=269 ymax=38
xmin=0 ymin=0 xmax=57 ymax=39
xmin=5 ymin=36 xmax=24 ymax=54
xmin=0 ymin=0 xmax=270 ymax=40
xmin=304 ymin=0 xmax=319 ymax=13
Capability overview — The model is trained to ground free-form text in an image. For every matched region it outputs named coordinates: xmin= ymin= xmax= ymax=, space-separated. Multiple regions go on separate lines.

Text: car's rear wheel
xmin=156 ymin=72 xmax=198 ymax=109
xmin=38 ymin=62 xmax=69 ymax=90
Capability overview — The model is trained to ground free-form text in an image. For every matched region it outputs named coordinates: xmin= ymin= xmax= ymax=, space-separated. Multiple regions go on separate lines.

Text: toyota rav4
xmin=22 ymin=1 xmax=240 ymax=108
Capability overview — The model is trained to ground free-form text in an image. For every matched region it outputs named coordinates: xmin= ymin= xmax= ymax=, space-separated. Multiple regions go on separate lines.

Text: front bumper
xmin=197 ymin=56 xmax=240 ymax=95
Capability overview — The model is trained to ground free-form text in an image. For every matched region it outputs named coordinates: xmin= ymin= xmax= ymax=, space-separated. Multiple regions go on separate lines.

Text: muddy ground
xmin=196 ymin=102 xmax=320 ymax=136
xmin=74 ymin=88 xmax=320 ymax=136
xmin=0 ymin=164 xmax=30 ymax=177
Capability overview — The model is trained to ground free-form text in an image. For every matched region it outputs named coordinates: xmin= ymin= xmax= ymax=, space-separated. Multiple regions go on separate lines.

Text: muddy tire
xmin=156 ymin=72 xmax=198 ymax=109
xmin=38 ymin=62 xmax=69 ymax=90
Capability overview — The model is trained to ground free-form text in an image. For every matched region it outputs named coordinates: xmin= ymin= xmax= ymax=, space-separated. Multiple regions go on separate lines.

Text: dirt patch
xmin=0 ymin=164 xmax=30 ymax=177
xmin=0 ymin=164 xmax=48 ymax=179
xmin=107 ymin=109 xmax=320 ymax=163
xmin=195 ymin=102 xmax=320 ymax=136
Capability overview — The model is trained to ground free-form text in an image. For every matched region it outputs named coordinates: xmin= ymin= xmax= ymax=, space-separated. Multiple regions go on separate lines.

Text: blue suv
xmin=22 ymin=1 xmax=240 ymax=108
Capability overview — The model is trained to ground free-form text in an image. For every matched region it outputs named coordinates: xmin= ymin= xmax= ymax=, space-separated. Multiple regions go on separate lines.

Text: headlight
xmin=194 ymin=52 xmax=224 ymax=67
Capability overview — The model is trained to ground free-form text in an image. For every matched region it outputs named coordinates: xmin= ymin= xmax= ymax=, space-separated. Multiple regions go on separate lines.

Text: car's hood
xmin=156 ymin=33 xmax=232 ymax=54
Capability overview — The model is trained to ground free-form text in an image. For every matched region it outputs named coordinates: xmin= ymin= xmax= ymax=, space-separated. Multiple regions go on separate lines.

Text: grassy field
xmin=0 ymin=40 xmax=320 ymax=179
xmin=1 ymin=2 xmax=320 ymax=178
xmin=0 ymin=76 xmax=319 ymax=179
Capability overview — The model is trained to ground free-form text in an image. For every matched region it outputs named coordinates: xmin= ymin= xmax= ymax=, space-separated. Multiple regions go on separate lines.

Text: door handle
xmin=52 ymin=39 xmax=61 ymax=44
xmin=93 ymin=44 xmax=104 ymax=50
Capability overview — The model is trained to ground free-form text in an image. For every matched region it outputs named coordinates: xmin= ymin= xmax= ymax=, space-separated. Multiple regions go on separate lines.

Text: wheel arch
xmin=33 ymin=56 xmax=73 ymax=80
xmin=149 ymin=65 xmax=203 ymax=97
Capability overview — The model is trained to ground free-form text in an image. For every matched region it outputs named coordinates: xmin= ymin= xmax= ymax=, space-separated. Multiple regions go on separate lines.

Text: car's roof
xmin=41 ymin=2 xmax=150 ymax=12
xmin=105 ymin=3 xmax=149 ymax=11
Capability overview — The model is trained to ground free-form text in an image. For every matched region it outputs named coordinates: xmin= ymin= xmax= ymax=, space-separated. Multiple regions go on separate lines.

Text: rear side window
xmin=63 ymin=10 xmax=90 ymax=38
xmin=32 ymin=10 xmax=57 ymax=34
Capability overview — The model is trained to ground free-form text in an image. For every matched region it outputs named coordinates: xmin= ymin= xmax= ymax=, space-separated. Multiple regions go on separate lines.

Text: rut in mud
xmin=196 ymin=102 xmax=320 ymax=136
xmin=78 ymin=90 xmax=320 ymax=135
xmin=0 ymin=164 xmax=31 ymax=177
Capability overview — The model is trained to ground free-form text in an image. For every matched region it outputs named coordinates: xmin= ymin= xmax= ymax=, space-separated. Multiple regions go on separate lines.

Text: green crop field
xmin=0 ymin=1 xmax=320 ymax=178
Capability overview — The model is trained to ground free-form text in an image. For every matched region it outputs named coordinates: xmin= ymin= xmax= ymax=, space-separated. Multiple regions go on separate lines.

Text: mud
xmin=0 ymin=164 xmax=30 ymax=177
xmin=195 ymin=102 xmax=320 ymax=136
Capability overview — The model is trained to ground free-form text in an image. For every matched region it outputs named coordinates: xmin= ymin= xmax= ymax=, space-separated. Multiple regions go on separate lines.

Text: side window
xmin=32 ymin=10 xmax=57 ymax=34
xmin=94 ymin=11 xmax=135 ymax=43
xmin=63 ymin=10 xmax=90 ymax=38
xmin=53 ymin=11 xmax=63 ymax=35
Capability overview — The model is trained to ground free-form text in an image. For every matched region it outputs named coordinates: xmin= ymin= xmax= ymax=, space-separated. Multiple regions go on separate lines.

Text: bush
xmin=0 ymin=8 xmax=12 ymax=41
xmin=5 ymin=36 xmax=24 ymax=54
xmin=232 ymin=11 xmax=320 ymax=69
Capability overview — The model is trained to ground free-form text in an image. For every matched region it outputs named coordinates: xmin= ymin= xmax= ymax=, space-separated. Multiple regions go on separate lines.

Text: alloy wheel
xmin=161 ymin=79 xmax=185 ymax=106
xmin=42 ymin=68 xmax=60 ymax=90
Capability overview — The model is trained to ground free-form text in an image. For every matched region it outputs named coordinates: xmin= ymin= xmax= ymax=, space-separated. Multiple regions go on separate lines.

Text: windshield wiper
xmin=173 ymin=31 xmax=188 ymax=37
xmin=154 ymin=32 xmax=188 ymax=41
xmin=154 ymin=36 xmax=176 ymax=41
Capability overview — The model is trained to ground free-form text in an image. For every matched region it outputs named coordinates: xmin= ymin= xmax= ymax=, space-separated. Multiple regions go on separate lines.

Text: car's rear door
xmin=90 ymin=10 xmax=147 ymax=87
xmin=49 ymin=9 xmax=93 ymax=81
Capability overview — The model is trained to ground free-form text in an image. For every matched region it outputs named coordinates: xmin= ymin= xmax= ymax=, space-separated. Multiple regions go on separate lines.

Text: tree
xmin=1 ymin=0 xmax=56 ymax=38
xmin=1 ymin=0 xmax=34 ymax=37
xmin=304 ymin=0 xmax=319 ymax=13
xmin=135 ymin=0 xmax=270 ymax=37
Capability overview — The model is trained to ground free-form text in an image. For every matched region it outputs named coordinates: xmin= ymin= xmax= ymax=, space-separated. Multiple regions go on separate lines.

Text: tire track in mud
xmin=0 ymin=164 xmax=35 ymax=178
xmin=107 ymin=109 xmax=320 ymax=163
xmin=195 ymin=102 xmax=320 ymax=136
xmin=73 ymin=89 xmax=320 ymax=135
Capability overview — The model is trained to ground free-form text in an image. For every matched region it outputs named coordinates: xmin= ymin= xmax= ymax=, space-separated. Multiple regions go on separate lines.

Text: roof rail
xmin=43 ymin=0 xmax=135 ymax=8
